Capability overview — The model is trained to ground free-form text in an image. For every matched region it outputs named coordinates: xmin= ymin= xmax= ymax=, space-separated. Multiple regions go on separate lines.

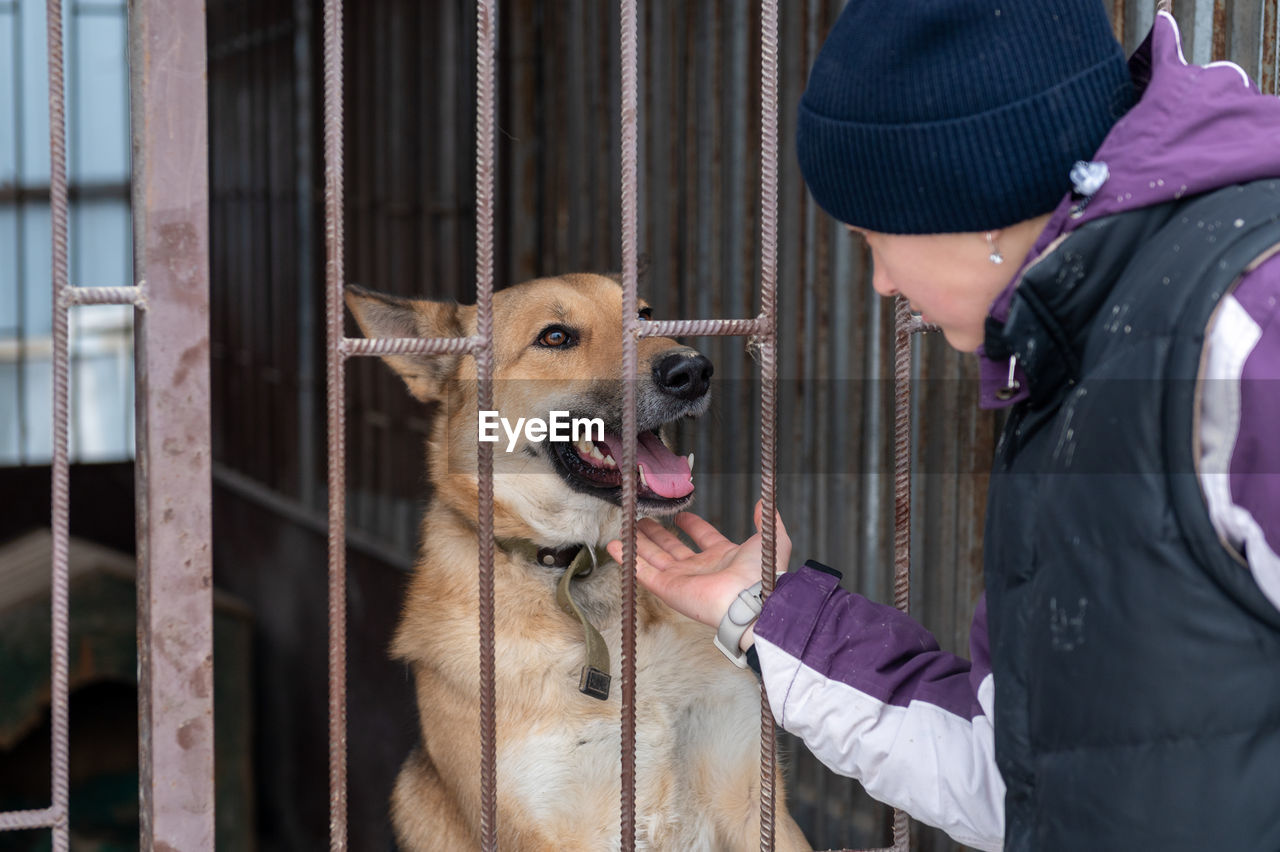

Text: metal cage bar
xmin=129 ymin=0 xmax=216 ymax=846
xmin=757 ymin=0 xmax=782 ymax=848
xmin=322 ymin=0 xmax=349 ymax=845
xmin=0 ymin=0 xmax=215 ymax=846
xmin=322 ymin=0 xmax=499 ymax=848
xmin=314 ymin=1 xmax=1271 ymax=851
xmin=473 ymin=0 xmax=501 ymax=846
xmin=0 ymin=1 xmax=149 ymax=845
xmin=619 ymin=0 xmax=642 ymax=845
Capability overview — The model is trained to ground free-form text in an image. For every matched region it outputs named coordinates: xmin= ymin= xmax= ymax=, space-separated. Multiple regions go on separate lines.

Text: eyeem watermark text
xmin=479 ymin=410 xmax=605 ymax=452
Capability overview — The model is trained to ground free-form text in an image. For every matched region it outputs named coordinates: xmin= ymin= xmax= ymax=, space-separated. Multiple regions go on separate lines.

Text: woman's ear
xmin=343 ymin=284 xmax=470 ymax=403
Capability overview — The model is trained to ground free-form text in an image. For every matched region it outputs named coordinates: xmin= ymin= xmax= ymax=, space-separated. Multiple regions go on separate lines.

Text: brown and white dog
xmin=345 ymin=274 xmax=810 ymax=851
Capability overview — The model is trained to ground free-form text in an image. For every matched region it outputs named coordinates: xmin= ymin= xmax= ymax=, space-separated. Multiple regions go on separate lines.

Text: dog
xmin=345 ymin=273 xmax=811 ymax=851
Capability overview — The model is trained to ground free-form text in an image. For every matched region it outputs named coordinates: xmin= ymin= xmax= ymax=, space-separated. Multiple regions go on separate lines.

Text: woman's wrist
xmin=712 ymin=581 xmax=765 ymax=667
xmin=738 ymin=623 xmax=756 ymax=652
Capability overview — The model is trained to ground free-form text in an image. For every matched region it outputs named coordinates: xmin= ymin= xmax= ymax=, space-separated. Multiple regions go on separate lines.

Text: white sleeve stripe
xmin=1199 ymin=294 xmax=1280 ymax=612
xmin=757 ymin=636 xmax=1005 ymax=852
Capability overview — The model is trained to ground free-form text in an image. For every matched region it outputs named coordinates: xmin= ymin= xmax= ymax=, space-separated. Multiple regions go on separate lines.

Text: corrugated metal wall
xmin=208 ymin=2 xmax=1278 ymax=849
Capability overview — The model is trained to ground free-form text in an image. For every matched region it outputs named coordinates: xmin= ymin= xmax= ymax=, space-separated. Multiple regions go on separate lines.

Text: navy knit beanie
xmin=797 ymin=0 xmax=1135 ymax=234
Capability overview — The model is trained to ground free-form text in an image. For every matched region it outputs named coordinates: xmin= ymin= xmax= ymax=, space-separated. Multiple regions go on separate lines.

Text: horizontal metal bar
xmin=0 ymin=807 xmax=63 ymax=831
xmin=59 ymin=285 xmax=145 ymax=307
xmin=639 ymin=314 xmax=931 ymax=341
xmin=638 ymin=317 xmax=764 ymax=338
xmin=340 ymin=335 xmax=480 ymax=357
xmin=903 ymin=317 xmax=940 ymax=335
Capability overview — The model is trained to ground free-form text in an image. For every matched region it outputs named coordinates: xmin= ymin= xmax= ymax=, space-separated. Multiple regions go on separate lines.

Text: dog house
xmin=0 ymin=530 xmax=254 ymax=850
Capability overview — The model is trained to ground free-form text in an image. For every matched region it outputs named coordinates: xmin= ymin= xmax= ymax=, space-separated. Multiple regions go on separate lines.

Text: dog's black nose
xmin=653 ymin=352 xmax=713 ymax=401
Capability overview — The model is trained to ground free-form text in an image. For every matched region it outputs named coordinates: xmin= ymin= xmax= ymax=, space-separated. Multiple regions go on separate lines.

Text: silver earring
xmin=986 ymin=232 xmax=1004 ymax=265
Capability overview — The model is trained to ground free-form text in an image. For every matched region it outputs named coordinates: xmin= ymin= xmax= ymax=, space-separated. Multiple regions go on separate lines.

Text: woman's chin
xmin=942 ymin=326 xmax=983 ymax=353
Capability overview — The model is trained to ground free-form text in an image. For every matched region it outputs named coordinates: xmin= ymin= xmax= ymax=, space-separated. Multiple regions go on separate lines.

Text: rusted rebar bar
xmin=758 ymin=0 xmax=781 ymax=849
xmin=46 ymin=1 xmax=71 ymax=847
xmin=59 ymin=286 xmax=144 ymax=307
xmin=637 ymin=317 xmax=765 ymax=338
xmin=322 ymin=0 xmax=348 ymax=847
xmin=341 ymin=336 xmax=481 ymax=357
xmin=474 ymin=0 xmax=500 ymax=848
xmin=890 ymin=295 xmax=915 ymax=852
xmin=619 ymin=0 xmax=641 ymax=847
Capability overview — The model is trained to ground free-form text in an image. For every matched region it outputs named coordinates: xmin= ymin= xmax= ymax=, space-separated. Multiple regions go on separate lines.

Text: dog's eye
xmin=536 ymin=325 xmax=576 ymax=348
xmin=638 ymin=307 xmax=652 ymax=321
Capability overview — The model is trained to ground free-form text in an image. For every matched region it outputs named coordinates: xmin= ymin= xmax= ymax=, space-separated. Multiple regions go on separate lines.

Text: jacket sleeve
xmin=753 ymin=562 xmax=1004 ymax=852
xmin=1199 ymin=252 xmax=1280 ymax=614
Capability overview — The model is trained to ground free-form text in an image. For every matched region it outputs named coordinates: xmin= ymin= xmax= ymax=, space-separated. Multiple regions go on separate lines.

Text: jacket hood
xmin=979 ymin=10 xmax=1280 ymax=408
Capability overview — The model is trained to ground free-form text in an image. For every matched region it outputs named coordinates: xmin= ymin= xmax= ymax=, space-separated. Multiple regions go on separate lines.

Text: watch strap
xmin=713 ymin=581 xmax=765 ymax=668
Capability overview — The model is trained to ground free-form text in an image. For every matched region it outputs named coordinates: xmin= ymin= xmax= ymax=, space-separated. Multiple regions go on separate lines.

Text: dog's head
xmin=345 ymin=274 xmax=711 ymax=547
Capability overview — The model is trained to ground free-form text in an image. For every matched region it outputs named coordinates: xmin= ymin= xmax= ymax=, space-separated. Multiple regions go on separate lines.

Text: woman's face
xmin=849 ymin=217 xmax=1049 ymax=352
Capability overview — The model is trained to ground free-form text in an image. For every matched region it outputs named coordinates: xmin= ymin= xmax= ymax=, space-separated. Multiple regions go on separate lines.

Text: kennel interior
xmin=1 ymin=0 xmax=1277 ymax=849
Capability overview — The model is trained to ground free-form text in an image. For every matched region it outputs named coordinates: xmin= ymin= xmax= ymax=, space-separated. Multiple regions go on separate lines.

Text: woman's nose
xmin=870 ymin=262 xmax=897 ymax=298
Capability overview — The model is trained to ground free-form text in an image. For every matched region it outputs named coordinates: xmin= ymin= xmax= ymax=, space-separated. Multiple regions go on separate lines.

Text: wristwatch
xmin=713 ymin=581 xmax=764 ymax=668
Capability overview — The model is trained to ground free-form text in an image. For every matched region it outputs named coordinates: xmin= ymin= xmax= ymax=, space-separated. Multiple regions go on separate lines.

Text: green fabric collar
xmin=498 ymin=539 xmax=612 ymax=701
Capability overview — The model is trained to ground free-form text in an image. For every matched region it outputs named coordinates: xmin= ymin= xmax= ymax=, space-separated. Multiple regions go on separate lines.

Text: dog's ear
xmin=344 ymin=284 xmax=467 ymax=403
xmin=603 ymin=253 xmax=650 ymax=288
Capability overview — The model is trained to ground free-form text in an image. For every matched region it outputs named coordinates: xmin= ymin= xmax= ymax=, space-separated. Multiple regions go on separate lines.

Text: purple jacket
xmin=755 ymin=13 xmax=1280 ymax=850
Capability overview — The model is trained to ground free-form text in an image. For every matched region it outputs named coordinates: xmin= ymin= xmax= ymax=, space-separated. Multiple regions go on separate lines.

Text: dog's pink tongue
xmin=597 ymin=431 xmax=694 ymax=499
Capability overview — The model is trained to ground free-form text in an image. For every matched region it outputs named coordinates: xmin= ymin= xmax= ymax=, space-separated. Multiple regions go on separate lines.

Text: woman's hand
xmin=606 ymin=500 xmax=791 ymax=630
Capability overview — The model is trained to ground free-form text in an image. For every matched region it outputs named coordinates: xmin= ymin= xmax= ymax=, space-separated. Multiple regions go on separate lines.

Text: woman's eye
xmin=537 ymin=326 xmax=573 ymax=347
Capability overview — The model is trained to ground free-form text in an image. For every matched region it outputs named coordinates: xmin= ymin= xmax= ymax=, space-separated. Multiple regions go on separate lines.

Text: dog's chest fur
xmin=394 ymin=524 xmax=765 ymax=849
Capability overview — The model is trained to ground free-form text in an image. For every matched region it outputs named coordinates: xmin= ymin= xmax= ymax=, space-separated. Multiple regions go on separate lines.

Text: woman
xmin=608 ymin=2 xmax=1280 ymax=850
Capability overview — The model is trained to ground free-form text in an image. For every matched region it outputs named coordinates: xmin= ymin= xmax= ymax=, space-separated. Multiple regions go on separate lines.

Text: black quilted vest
xmin=982 ymin=179 xmax=1280 ymax=852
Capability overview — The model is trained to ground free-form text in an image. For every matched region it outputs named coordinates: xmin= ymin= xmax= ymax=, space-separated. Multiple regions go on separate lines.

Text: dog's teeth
xmin=576 ymin=438 xmax=593 ymax=455
xmin=590 ymin=445 xmax=605 ymax=461
xmin=603 ymin=454 xmax=616 ymax=467
xmin=638 ymin=465 xmax=649 ymax=490
xmin=687 ymin=453 xmax=695 ymax=473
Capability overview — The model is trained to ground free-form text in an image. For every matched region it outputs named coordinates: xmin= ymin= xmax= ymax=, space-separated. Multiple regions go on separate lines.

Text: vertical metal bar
xmin=1111 ymin=0 xmax=1126 ymax=47
xmin=619 ymin=0 xmax=640 ymax=847
xmin=1274 ymin=0 xmax=1280 ymax=95
xmin=1212 ymin=0 xmax=1228 ymax=61
xmin=321 ymin=0 xmax=348 ymax=847
xmin=757 ymin=0 xmax=780 ymax=850
xmin=129 ymin=0 xmax=215 ymax=847
xmin=46 ymin=0 xmax=71 ymax=847
xmin=1262 ymin=0 xmax=1279 ymax=95
xmin=889 ymin=295 xmax=914 ymax=852
xmin=474 ymin=0 xmax=499 ymax=848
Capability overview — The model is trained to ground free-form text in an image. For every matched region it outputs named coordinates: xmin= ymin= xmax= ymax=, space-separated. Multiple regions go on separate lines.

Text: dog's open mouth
xmin=549 ymin=429 xmax=694 ymax=511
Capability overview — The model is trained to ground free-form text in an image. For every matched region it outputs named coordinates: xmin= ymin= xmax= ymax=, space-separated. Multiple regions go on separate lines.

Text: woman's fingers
xmin=674 ymin=511 xmax=729 ymax=550
xmin=634 ymin=530 xmax=682 ymax=572
xmin=636 ymin=517 xmax=697 ymax=560
xmin=609 ymin=523 xmax=694 ymax=574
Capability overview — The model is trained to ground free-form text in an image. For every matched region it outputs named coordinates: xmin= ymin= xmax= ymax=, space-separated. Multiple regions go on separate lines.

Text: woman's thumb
xmin=753 ymin=499 xmax=787 ymax=538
